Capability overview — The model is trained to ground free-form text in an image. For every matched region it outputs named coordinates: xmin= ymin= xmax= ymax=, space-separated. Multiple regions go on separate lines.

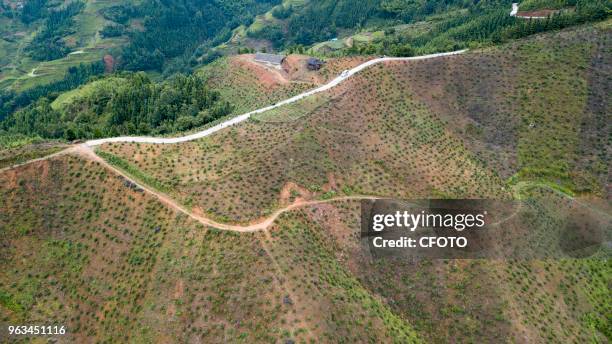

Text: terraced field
xmin=0 ymin=0 xmax=129 ymax=92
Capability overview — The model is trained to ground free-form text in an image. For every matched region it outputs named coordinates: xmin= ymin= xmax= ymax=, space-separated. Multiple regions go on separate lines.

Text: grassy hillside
xmin=0 ymin=139 xmax=66 ymax=169
xmin=99 ymin=24 xmax=609 ymax=225
xmin=392 ymin=21 xmax=611 ymax=195
xmin=0 ymin=153 xmax=423 ymax=342
xmin=0 ymin=152 xmax=608 ymax=342
xmin=275 ymin=192 xmax=610 ymax=343
xmin=0 ymin=0 xmax=608 ymax=149
xmin=197 ymin=54 xmax=367 ymax=115
xmin=100 ymin=56 xmax=508 ymax=223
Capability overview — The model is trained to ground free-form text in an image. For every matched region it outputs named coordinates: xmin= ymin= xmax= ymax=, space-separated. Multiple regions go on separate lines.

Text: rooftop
xmin=254 ymin=53 xmax=286 ymax=65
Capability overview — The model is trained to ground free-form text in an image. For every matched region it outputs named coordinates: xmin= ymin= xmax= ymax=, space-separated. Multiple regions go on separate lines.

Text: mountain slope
xmin=0 ymin=153 xmax=421 ymax=342
xmin=98 ymin=23 xmax=610 ymax=224
xmin=0 ymin=15 xmax=610 ymax=344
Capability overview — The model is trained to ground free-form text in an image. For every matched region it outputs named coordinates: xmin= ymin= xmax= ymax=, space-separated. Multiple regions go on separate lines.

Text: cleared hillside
xmin=0 ymin=154 xmax=421 ymax=343
xmin=99 ymin=24 xmax=609 ymax=225
xmin=198 ymin=54 xmax=368 ymax=115
xmin=269 ymin=189 xmax=610 ymax=343
xmin=0 ymin=20 xmax=610 ymax=344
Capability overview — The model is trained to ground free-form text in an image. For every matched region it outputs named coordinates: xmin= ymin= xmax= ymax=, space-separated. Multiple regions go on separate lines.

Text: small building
xmin=306 ymin=58 xmax=325 ymax=71
xmin=254 ymin=53 xmax=286 ymax=69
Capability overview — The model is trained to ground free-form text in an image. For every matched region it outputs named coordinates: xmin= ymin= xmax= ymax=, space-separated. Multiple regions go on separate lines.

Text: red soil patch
xmin=322 ymin=172 xmax=338 ymax=192
xmin=279 ymin=182 xmax=312 ymax=205
xmin=103 ymin=55 xmax=115 ymax=73
xmin=3 ymin=168 xmax=19 ymax=189
xmin=174 ymin=279 xmax=184 ymax=299
xmin=234 ymin=54 xmax=289 ymax=87
xmin=284 ymin=54 xmax=328 ymax=84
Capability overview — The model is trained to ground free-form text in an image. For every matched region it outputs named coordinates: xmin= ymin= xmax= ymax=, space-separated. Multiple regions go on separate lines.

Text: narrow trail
xmin=73 ymin=145 xmax=379 ymax=232
xmin=28 ymin=67 xmax=39 ymax=77
xmin=0 ymin=147 xmax=73 ymax=174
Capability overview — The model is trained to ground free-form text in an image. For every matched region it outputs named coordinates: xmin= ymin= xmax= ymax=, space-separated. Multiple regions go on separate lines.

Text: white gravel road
xmin=86 ymin=49 xmax=467 ymax=146
xmin=511 ymin=3 xmax=519 ymax=16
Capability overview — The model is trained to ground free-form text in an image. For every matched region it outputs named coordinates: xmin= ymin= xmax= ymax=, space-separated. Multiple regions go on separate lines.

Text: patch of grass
xmin=0 ymin=289 xmax=24 ymax=314
xmin=51 ymin=77 xmax=126 ymax=110
xmin=96 ymin=149 xmax=173 ymax=193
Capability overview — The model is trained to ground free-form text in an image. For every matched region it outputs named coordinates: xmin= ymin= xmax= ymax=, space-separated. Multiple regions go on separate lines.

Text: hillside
xmin=0 ymin=7 xmax=610 ymax=344
xmin=197 ymin=53 xmax=368 ymax=114
xmin=98 ymin=23 xmax=609 ymax=223
xmin=85 ymin=25 xmax=609 ymax=342
xmin=0 ymin=152 xmax=421 ymax=342
xmin=0 ymin=0 xmax=129 ymax=91
xmin=1 ymin=0 xmax=608 ymax=134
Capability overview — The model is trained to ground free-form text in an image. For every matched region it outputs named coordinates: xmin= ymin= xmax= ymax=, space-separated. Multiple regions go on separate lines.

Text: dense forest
xmin=344 ymin=0 xmax=610 ymax=56
xmin=108 ymin=0 xmax=280 ymax=73
xmin=0 ymin=62 xmax=105 ymax=122
xmin=1 ymin=73 xmax=232 ymax=140
xmin=253 ymin=0 xmax=609 ymax=55
xmin=249 ymin=0 xmax=496 ymax=47
xmin=21 ymin=0 xmax=86 ymax=61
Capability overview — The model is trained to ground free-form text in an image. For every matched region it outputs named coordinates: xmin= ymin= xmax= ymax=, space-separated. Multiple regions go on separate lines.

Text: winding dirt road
xmin=4 ymin=50 xmax=471 ymax=232
xmin=74 ymin=145 xmax=379 ymax=232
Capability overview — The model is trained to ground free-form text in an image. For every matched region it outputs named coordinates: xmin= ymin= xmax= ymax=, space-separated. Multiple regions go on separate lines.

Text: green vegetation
xmin=99 ymin=23 xmax=609 ymax=224
xmin=1 ymin=72 xmax=232 ymax=140
xmin=26 ymin=1 xmax=86 ymax=61
xmin=0 ymin=0 xmax=126 ymax=92
xmin=521 ymin=0 xmax=577 ymax=11
xmin=96 ymin=150 xmax=172 ymax=193
xmin=0 ymin=142 xmax=65 ymax=169
xmin=0 ymin=0 xmax=609 ymax=147
xmin=0 ymin=7 xmax=609 ymax=343
xmin=329 ymin=0 xmax=609 ymax=57
xmin=197 ymin=56 xmax=316 ymax=114
xmin=0 ymin=61 xmax=105 ymax=121
xmin=268 ymin=211 xmax=421 ymax=342
xmin=113 ymin=0 xmax=281 ymax=73
xmin=0 ymin=154 xmax=429 ymax=342
xmin=514 ymin=38 xmax=591 ymax=193
xmin=239 ymin=0 xmax=609 ymax=58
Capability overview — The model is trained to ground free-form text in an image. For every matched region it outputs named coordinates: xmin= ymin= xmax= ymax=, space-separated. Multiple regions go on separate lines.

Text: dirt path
xmin=73 ymin=145 xmax=379 ymax=232
xmin=0 ymin=146 xmax=74 ymax=174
